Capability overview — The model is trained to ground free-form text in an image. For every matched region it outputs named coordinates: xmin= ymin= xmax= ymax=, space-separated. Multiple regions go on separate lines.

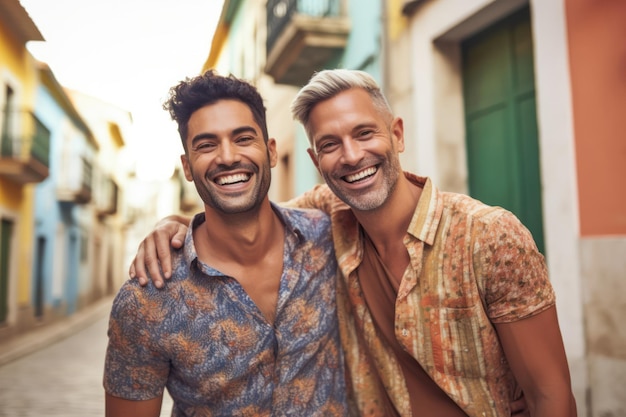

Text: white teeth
xmin=345 ymin=167 xmax=377 ymax=183
xmin=216 ymin=173 xmax=250 ymax=185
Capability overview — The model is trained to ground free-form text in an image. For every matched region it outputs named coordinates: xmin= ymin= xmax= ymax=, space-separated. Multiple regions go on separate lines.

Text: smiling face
xmin=181 ymin=99 xmax=277 ymax=215
xmin=306 ymin=88 xmax=405 ymax=212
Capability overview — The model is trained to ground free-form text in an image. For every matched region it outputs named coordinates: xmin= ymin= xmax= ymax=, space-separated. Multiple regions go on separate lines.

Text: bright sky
xmin=20 ymin=0 xmax=224 ymax=180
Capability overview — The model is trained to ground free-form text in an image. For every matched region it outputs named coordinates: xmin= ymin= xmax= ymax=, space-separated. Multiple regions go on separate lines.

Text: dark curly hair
xmin=163 ymin=70 xmax=269 ymax=151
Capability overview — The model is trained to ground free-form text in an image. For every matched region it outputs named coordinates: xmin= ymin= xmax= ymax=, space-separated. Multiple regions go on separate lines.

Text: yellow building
xmin=0 ymin=0 xmax=50 ymax=336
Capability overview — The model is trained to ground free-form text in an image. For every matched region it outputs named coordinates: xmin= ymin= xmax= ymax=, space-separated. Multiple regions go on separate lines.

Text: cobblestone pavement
xmin=0 ymin=307 xmax=173 ymax=416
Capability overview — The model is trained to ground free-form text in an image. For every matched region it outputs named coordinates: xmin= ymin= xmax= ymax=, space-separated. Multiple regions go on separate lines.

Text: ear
xmin=267 ymin=138 xmax=278 ymax=168
xmin=391 ymin=117 xmax=405 ymax=153
xmin=307 ymin=148 xmax=320 ymax=172
xmin=181 ymin=154 xmax=193 ymax=182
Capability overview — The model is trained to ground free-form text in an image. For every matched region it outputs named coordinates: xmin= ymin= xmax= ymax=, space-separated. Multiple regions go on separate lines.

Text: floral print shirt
xmin=104 ymin=204 xmax=349 ymax=417
xmin=288 ymin=174 xmax=556 ymax=417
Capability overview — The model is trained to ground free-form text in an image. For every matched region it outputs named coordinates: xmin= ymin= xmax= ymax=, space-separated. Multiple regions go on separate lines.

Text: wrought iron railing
xmin=266 ymin=0 xmax=342 ymax=53
xmin=0 ymin=110 xmax=50 ymax=167
xmin=81 ymin=156 xmax=93 ymax=193
xmin=96 ymin=176 xmax=118 ymax=216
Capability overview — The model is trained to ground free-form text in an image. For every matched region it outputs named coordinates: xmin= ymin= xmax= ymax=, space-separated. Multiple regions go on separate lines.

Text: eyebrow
xmin=190 ymin=125 xmax=259 ymax=145
xmin=313 ymin=122 xmax=377 ymax=144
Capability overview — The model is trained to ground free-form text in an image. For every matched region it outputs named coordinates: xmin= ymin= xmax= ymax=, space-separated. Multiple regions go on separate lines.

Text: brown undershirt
xmin=355 ymin=230 xmax=467 ymax=417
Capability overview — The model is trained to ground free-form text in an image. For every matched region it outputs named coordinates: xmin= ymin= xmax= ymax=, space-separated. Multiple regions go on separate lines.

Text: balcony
xmin=265 ymin=0 xmax=350 ymax=86
xmin=57 ymin=156 xmax=93 ymax=204
xmin=96 ymin=176 xmax=118 ymax=218
xmin=0 ymin=111 xmax=50 ymax=184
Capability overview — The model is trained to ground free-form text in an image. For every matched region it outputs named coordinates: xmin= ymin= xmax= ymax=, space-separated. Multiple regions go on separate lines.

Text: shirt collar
xmin=182 ymin=202 xmax=305 ymax=269
xmin=404 ymin=173 xmax=442 ymax=246
xmin=331 ymin=172 xmax=443 ymax=246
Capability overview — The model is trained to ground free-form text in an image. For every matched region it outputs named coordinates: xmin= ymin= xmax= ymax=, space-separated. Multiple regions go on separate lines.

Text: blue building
xmin=32 ymin=63 xmax=97 ymax=318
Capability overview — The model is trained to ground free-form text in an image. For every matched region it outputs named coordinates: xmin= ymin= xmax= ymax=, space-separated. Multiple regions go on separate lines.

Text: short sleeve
xmin=473 ymin=209 xmax=555 ymax=323
xmin=103 ymin=282 xmax=170 ymax=400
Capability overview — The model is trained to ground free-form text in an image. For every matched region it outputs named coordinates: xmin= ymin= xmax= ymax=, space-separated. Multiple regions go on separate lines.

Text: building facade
xmin=67 ymin=90 xmax=135 ymax=297
xmin=0 ymin=0 xmax=50 ymax=338
xmin=32 ymin=63 xmax=98 ymax=321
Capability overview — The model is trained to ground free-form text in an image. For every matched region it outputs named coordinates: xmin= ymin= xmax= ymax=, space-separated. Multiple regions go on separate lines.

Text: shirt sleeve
xmin=473 ymin=209 xmax=556 ymax=323
xmin=103 ymin=281 xmax=170 ymax=400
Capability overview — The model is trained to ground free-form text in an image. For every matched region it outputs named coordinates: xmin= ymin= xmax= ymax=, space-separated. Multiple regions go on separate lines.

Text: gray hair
xmin=290 ymin=69 xmax=393 ymax=146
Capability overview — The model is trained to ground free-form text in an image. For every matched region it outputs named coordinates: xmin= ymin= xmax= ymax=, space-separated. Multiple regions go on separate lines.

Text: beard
xmin=191 ymin=161 xmax=272 ymax=215
xmin=321 ymin=150 xmax=402 ymax=212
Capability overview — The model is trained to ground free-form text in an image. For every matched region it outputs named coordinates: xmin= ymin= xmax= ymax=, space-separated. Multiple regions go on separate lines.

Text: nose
xmin=340 ymin=137 xmax=364 ymax=165
xmin=216 ymin=140 xmax=241 ymax=166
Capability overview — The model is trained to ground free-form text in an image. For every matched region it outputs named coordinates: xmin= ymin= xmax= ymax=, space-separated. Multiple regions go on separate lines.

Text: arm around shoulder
xmin=282 ymin=184 xmax=335 ymax=213
xmin=130 ymin=213 xmax=191 ymax=286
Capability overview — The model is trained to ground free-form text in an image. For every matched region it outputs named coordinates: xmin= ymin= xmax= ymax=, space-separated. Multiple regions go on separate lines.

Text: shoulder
xmin=110 ymin=279 xmax=164 ymax=319
xmin=438 ymin=191 xmax=538 ymax=249
xmin=111 ymin=262 xmax=191 ymax=321
xmin=275 ymin=204 xmax=332 ymax=240
xmin=440 ymin=191 xmax=498 ymax=217
xmin=275 ymin=203 xmax=330 ymax=225
xmin=282 ymin=184 xmax=343 ymax=214
xmin=440 ymin=191 xmax=521 ymax=229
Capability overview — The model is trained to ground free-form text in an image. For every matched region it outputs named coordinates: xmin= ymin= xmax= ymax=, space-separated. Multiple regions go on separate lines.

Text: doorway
xmin=462 ymin=7 xmax=545 ymax=253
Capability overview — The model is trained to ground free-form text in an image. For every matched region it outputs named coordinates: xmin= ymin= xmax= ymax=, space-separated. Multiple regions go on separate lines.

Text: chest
xmin=160 ymin=273 xmax=344 ymax=411
xmin=222 ymin=256 xmax=284 ymax=324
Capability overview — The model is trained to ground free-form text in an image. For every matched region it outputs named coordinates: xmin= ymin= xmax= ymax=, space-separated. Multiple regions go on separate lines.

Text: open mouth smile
xmin=215 ymin=173 xmax=251 ymax=185
xmin=343 ymin=166 xmax=378 ymax=183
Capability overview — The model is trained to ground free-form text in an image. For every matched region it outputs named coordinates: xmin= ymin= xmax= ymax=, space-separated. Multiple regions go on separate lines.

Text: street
xmin=0 ymin=308 xmax=173 ymax=416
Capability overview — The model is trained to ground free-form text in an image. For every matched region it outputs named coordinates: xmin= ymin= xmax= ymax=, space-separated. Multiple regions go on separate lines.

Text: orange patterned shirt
xmin=288 ymin=173 xmax=555 ymax=417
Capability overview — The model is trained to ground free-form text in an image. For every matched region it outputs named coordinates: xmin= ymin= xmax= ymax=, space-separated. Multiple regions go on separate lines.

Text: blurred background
xmin=0 ymin=0 xmax=624 ymax=416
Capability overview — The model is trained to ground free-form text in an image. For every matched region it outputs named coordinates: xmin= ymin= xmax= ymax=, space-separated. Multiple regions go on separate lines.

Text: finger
xmin=154 ymin=229 xmax=175 ymax=279
xmin=171 ymin=225 xmax=187 ymax=249
xmin=132 ymin=242 xmax=153 ymax=287
xmin=143 ymin=236 xmax=165 ymax=288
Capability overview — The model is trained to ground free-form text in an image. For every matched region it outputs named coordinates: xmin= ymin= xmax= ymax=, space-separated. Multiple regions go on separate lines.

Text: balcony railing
xmin=265 ymin=0 xmax=350 ymax=86
xmin=57 ymin=156 xmax=93 ymax=204
xmin=96 ymin=176 xmax=119 ymax=217
xmin=0 ymin=110 xmax=50 ymax=183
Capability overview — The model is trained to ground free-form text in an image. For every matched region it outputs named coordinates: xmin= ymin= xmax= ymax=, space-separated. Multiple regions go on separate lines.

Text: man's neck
xmin=194 ymin=199 xmax=285 ymax=324
xmin=196 ymin=200 xmax=283 ymax=266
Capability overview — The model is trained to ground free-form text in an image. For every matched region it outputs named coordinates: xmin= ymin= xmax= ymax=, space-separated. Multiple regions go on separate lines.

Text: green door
xmin=462 ymin=8 xmax=545 ymax=253
xmin=0 ymin=219 xmax=13 ymax=323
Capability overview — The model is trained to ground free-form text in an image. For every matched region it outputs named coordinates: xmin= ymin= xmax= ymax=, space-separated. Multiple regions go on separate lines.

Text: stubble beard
xmin=322 ymin=151 xmax=402 ymax=212
xmin=192 ymin=163 xmax=272 ymax=215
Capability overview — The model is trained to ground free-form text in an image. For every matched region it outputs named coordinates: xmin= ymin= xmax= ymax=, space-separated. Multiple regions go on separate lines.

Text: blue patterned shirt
xmin=104 ymin=204 xmax=349 ymax=416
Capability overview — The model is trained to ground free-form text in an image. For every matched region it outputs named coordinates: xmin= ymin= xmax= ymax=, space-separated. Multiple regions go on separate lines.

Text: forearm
xmin=529 ymin=391 xmax=577 ymax=417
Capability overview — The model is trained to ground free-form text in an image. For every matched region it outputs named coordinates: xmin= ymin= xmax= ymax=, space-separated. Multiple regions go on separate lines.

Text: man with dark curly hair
xmin=103 ymin=70 xmax=350 ymax=417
